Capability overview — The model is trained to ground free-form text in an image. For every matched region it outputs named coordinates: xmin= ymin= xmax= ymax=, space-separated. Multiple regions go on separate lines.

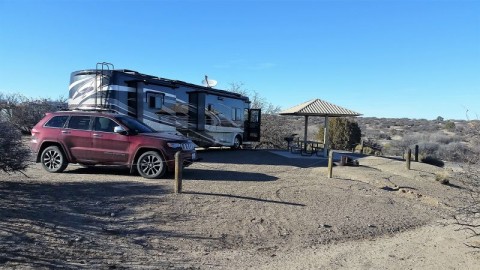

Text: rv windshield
xmin=116 ymin=116 xmax=155 ymax=134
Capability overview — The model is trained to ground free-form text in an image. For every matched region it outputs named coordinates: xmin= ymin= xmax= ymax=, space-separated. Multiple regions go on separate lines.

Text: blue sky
xmin=0 ymin=0 xmax=479 ymax=120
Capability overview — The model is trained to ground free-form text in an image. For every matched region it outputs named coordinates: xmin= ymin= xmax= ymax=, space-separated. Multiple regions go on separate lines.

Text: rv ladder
xmin=95 ymin=62 xmax=114 ymax=109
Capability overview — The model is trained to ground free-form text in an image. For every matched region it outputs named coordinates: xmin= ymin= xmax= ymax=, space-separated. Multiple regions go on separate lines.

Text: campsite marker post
xmin=406 ymin=149 xmax=411 ymax=170
xmin=414 ymin=145 xmax=419 ymax=162
xmin=175 ymin=151 xmax=183 ymax=193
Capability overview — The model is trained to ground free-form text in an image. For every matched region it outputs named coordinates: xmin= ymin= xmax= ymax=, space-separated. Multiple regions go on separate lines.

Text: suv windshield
xmin=115 ymin=116 xmax=155 ymax=134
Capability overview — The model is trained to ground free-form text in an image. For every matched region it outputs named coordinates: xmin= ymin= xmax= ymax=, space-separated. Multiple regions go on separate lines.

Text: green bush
xmin=421 ymin=156 xmax=445 ymax=167
xmin=317 ymin=118 xmax=361 ymax=151
xmin=444 ymin=121 xmax=456 ymax=132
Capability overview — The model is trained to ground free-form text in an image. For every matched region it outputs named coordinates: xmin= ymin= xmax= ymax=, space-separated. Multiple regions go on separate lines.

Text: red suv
xmin=30 ymin=111 xmax=196 ymax=179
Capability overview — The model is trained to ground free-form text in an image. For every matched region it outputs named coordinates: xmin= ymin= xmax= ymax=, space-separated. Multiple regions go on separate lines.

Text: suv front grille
xmin=181 ymin=142 xmax=195 ymax=151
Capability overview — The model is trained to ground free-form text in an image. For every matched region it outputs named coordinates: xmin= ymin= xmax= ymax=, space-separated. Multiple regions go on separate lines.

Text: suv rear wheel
xmin=41 ymin=146 xmax=68 ymax=173
xmin=137 ymin=151 xmax=166 ymax=179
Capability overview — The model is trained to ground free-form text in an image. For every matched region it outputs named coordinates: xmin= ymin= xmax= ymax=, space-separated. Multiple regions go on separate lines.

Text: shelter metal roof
xmin=279 ymin=99 xmax=361 ymax=117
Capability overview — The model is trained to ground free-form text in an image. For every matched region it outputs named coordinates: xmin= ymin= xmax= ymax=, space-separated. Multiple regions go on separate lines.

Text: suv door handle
xmin=93 ymin=133 xmax=103 ymax=138
xmin=61 ymin=130 xmax=70 ymax=134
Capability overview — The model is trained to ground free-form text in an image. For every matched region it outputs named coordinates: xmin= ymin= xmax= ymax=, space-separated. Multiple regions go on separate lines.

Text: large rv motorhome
xmin=68 ymin=63 xmax=261 ymax=148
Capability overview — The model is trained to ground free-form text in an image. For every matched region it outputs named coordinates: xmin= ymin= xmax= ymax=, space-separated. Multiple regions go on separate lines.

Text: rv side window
xmin=147 ymin=93 xmax=164 ymax=109
xmin=232 ymin=108 xmax=243 ymax=121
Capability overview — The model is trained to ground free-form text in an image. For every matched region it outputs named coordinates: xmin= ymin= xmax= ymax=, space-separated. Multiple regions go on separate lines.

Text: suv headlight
xmin=167 ymin=142 xmax=182 ymax=149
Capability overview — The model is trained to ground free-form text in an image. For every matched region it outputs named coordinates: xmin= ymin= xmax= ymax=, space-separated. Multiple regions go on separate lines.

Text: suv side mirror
xmin=114 ymin=126 xmax=128 ymax=135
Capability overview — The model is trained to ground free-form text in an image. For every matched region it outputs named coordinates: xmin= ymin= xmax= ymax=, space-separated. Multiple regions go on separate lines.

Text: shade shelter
xmin=279 ymin=99 xmax=361 ymax=157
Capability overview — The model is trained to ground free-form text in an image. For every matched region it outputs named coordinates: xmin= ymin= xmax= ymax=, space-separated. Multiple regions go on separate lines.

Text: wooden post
xmin=406 ymin=149 xmax=411 ymax=170
xmin=328 ymin=150 xmax=334 ymax=178
xmin=174 ymin=151 xmax=183 ymax=193
xmin=414 ymin=145 xmax=419 ymax=162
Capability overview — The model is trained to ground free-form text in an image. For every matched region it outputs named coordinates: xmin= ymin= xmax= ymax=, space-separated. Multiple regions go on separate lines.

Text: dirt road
xmin=1 ymin=150 xmax=478 ymax=269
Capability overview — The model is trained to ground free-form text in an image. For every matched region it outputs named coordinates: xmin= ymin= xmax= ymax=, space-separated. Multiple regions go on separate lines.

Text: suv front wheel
xmin=137 ymin=151 xmax=166 ymax=179
xmin=41 ymin=146 xmax=68 ymax=173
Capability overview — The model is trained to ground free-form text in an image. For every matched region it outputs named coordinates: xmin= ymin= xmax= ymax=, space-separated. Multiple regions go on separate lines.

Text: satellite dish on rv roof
xmin=202 ymin=75 xmax=217 ymax=88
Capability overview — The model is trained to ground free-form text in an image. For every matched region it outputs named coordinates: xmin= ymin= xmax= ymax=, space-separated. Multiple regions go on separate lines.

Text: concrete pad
xmin=268 ymin=150 xmax=351 ymax=160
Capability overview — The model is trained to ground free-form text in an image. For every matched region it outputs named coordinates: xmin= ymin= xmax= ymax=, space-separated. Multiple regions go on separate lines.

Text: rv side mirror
xmin=114 ymin=126 xmax=128 ymax=135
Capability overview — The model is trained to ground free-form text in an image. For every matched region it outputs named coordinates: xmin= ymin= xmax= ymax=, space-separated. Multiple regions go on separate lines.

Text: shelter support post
xmin=328 ymin=150 xmax=334 ymax=178
xmin=323 ymin=116 xmax=329 ymax=158
xmin=304 ymin=115 xmax=309 ymax=152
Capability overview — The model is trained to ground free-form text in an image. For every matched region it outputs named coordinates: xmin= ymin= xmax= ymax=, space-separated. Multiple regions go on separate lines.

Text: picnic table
xmin=290 ymin=137 xmax=324 ymax=156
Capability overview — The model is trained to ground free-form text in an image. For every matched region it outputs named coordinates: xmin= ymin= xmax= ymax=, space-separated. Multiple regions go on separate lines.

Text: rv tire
xmin=232 ymin=135 xmax=242 ymax=150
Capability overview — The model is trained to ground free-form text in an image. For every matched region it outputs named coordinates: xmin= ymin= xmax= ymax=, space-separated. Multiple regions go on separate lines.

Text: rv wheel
xmin=232 ymin=135 xmax=242 ymax=150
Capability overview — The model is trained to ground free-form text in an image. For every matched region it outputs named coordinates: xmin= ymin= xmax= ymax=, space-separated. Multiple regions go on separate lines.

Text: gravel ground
xmin=0 ymin=149 xmax=477 ymax=269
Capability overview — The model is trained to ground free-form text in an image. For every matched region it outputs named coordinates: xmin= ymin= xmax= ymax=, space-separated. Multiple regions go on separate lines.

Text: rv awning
xmin=279 ymin=99 xmax=361 ymax=157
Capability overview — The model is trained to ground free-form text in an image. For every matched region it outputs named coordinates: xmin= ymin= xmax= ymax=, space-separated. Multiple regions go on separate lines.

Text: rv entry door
xmin=244 ymin=109 xmax=261 ymax=142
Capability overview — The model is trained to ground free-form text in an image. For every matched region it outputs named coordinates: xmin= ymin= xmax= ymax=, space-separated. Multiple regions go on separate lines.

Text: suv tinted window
xmin=116 ymin=116 xmax=154 ymax=133
xmin=44 ymin=115 xmax=69 ymax=128
xmin=94 ymin=117 xmax=118 ymax=133
xmin=67 ymin=116 xmax=92 ymax=130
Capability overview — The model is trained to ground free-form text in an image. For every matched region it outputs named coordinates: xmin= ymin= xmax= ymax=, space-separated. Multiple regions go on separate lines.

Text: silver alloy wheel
xmin=44 ymin=149 xmax=62 ymax=170
xmin=41 ymin=146 xmax=68 ymax=173
xmin=137 ymin=151 xmax=165 ymax=179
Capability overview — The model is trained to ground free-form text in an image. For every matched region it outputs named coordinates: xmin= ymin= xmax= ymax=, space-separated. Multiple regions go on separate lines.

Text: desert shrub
xmin=436 ymin=142 xmax=467 ymax=162
xmin=430 ymin=133 xmax=455 ymax=144
xmin=416 ymin=141 xmax=440 ymax=156
xmin=378 ymin=133 xmax=391 ymax=140
xmin=255 ymin=114 xmax=293 ymax=149
xmin=421 ymin=156 xmax=444 ymax=167
xmin=453 ymin=164 xmax=480 ymax=246
xmin=316 ymin=117 xmax=361 ymax=151
xmin=360 ymin=146 xmax=381 ymax=156
xmin=389 ymin=134 xmax=420 ymax=152
xmin=444 ymin=121 xmax=456 ymax=132
xmin=0 ymin=92 xmax=67 ymax=134
xmin=383 ymin=130 xmax=477 ymax=164
xmin=435 ymin=171 xmax=450 ymax=185
xmin=0 ymin=120 xmax=31 ymax=172
xmin=381 ymin=143 xmax=396 ymax=156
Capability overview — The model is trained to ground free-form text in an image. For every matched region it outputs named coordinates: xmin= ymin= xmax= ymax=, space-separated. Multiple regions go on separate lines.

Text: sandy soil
xmin=0 ymin=150 xmax=478 ymax=269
